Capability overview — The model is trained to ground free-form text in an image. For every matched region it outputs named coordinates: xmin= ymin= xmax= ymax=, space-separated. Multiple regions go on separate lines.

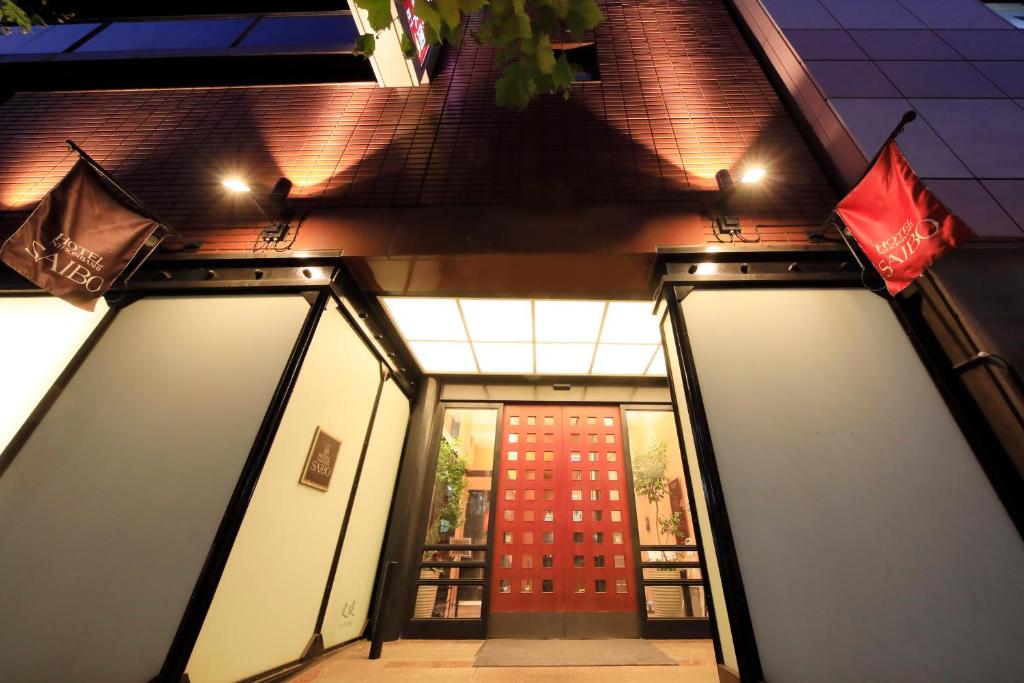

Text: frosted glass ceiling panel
xmin=535 ymin=343 xmax=595 ymax=374
xmin=592 ymin=344 xmax=659 ymax=375
xmin=407 ymin=341 xmax=476 ymax=373
xmin=380 ymin=296 xmax=666 ymax=376
xmin=600 ymin=302 xmax=662 ymax=343
xmin=473 ymin=342 xmax=534 ymax=373
xmin=382 ymin=298 xmax=466 ymax=341
xmin=534 ymin=300 xmax=605 ymax=343
xmin=460 ymin=299 xmax=532 ymax=342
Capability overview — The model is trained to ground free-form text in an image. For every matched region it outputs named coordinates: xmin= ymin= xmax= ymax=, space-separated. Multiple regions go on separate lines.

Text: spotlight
xmin=221 ymin=175 xmax=295 ymax=245
xmin=715 ymin=169 xmax=734 ymax=193
xmin=222 ymin=177 xmax=251 ymax=193
xmin=713 ymin=168 xmax=741 ymax=235
xmin=740 ymin=167 xmax=766 ymax=184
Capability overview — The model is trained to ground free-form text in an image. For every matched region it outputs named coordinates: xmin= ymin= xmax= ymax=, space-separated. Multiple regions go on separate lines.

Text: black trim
xmin=0 ymin=302 xmax=120 ymax=479
xmin=665 ymin=287 xmax=764 ymax=681
xmin=157 ymin=289 xmax=329 ymax=682
xmin=657 ymin=304 xmax=723 ymax=662
xmin=3 ymin=54 xmax=374 ymax=92
xmin=313 ymin=362 xmax=390 ymax=634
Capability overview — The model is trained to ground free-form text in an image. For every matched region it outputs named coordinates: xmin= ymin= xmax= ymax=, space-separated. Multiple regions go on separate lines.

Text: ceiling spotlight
xmin=222 ymin=177 xmax=251 ymax=193
xmin=740 ymin=167 xmax=766 ymax=184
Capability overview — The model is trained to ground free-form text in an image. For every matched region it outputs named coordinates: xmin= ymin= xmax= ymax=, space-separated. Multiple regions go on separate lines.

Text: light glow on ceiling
xmin=381 ymin=297 xmax=666 ymax=376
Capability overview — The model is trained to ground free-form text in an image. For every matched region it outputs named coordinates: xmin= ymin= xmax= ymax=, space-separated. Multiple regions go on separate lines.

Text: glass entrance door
xmin=489 ymin=405 xmax=636 ymax=632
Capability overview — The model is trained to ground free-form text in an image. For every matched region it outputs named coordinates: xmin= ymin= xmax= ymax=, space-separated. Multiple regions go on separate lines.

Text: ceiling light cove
xmin=381 ymin=297 xmax=666 ymax=377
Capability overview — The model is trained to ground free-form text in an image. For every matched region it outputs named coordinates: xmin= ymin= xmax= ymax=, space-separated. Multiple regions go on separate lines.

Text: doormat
xmin=473 ymin=639 xmax=677 ymax=667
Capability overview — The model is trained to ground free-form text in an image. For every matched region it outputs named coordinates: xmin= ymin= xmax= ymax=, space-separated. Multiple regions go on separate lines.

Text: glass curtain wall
xmin=414 ymin=407 xmax=498 ymax=620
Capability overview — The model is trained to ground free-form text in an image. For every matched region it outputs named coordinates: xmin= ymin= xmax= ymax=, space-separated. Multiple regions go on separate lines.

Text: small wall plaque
xmin=300 ymin=427 xmax=341 ymax=491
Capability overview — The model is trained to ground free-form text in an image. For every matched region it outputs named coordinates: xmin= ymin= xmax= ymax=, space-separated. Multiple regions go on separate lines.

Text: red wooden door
xmin=491 ymin=405 xmax=636 ymax=614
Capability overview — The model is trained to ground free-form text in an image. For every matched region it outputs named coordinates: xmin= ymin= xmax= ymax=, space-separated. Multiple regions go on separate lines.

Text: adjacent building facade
xmin=1 ymin=2 xmax=1022 ymax=682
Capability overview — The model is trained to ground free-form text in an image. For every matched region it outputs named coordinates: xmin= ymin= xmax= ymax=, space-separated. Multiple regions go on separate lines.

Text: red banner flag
xmin=0 ymin=160 xmax=160 ymax=310
xmin=835 ymin=140 xmax=976 ymax=295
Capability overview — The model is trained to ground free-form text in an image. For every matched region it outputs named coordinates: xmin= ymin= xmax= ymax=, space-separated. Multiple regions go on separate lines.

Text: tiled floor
xmin=286 ymin=639 xmax=718 ymax=682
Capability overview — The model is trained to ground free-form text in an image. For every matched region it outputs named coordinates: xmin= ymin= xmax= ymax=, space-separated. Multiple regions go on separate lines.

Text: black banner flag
xmin=0 ymin=159 xmax=160 ymax=310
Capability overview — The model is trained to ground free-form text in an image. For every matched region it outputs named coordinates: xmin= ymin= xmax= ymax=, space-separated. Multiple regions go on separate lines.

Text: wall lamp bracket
xmin=713 ymin=214 xmax=742 ymax=235
xmin=713 ymin=169 xmax=743 ymax=235
xmin=257 ymin=177 xmax=294 ymax=244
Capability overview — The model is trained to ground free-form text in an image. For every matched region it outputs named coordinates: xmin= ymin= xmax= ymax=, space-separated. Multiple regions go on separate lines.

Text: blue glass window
xmin=76 ymin=18 xmax=252 ymax=53
xmin=0 ymin=24 xmax=100 ymax=55
xmin=238 ymin=15 xmax=358 ymax=50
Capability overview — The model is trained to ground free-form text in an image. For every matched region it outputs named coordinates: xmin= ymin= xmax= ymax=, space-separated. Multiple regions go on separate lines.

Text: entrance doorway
xmin=403 ymin=397 xmax=710 ymax=641
xmin=488 ymin=404 xmax=638 ymax=637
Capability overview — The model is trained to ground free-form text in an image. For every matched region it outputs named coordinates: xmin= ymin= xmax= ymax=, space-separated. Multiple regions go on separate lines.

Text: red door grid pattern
xmin=490 ymin=405 xmax=635 ymax=613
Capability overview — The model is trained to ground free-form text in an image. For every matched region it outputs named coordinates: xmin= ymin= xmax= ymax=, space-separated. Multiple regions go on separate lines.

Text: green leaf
xmin=495 ymin=62 xmax=538 ymax=110
xmin=565 ymin=0 xmax=603 ymax=39
xmin=530 ymin=34 xmax=555 ymax=75
xmin=436 ymin=0 xmax=462 ymax=30
xmin=354 ymin=32 xmax=377 ymax=56
xmin=512 ymin=0 xmax=532 ymax=39
xmin=414 ymin=0 xmax=443 ymax=37
xmin=552 ymin=52 xmax=574 ymax=90
xmin=400 ymin=31 xmax=417 ymax=59
xmin=354 ymin=0 xmax=394 ymax=33
xmin=0 ymin=0 xmax=34 ymax=31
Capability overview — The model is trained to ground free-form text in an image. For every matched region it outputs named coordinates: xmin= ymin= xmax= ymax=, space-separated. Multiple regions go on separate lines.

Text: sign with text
xmin=300 ymin=427 xmax=342 ymax=492
xmin=0 ymin=160 xmax=159 ymax=310
xmin=835 ymin=140 xmax=976 ymax=295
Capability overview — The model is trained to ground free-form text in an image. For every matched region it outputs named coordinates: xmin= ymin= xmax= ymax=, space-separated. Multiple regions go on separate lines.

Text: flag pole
xmin=64 ymin=139 xmax=189 ymax=245
xmin=824 ymin=111 xmax=917 ymax=291
xmin=849 ymin=110 xmax=917 ymax=188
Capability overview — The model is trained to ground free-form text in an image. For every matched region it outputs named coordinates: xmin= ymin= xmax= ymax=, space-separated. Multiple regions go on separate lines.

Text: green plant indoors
xmin=432 ymin=435 xmax=468 ymax=542
xmin=631 ymin=440 xmax=682 ymax=543
xmin=353 ymin=0 xmax=605 ymax=109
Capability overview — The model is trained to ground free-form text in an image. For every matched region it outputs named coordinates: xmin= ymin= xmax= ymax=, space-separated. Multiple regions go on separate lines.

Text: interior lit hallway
xmin=286 ymin=640 xmax=718 ymax=682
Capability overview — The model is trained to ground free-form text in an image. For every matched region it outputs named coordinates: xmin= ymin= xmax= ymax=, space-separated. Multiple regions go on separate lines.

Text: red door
xmin=491 ymin=405 xmax=636 ymax=614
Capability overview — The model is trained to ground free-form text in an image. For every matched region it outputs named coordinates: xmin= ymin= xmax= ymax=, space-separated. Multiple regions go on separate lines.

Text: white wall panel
xmin=186 ymin=306 xmax=382 ymax=683
xmin=0 ymin=296 xmax=107 ymax=452
xmin=321 ymin=377 xmax=410 ymax=647
xmin=681 ymin=288 xmax=1024 ymax=683
xmin=0 ymin=295 xmax=308 ymax=682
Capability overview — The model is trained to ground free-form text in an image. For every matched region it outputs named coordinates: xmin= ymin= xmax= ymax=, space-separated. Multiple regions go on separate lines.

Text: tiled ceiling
xmin=380 ymin=297 xmax=667 ymax=377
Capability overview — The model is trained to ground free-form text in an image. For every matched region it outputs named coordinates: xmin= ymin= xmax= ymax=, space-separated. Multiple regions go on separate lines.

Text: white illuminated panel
xmin=592 ymin=344 xmax=659 ymax=375
xmin=646 ymin=351 xmax=667 ymax=376
xmin=460 ymin=299 xmax=532 ymax=342
xmin=600 ymin=302 xmax=661 ymax=343
xmin=382 ymin=298 xmax=465 ymax=341
xmin=473 ymin=342 xmax=534 ymax=373
xmin=534 ymin=300 xmax=605 ymax=343
xmin=536 ymin=343 xmax=595 ymax=374
xmin=380 ymin=296 xmax=667 ymax=376
xmin=407 ymin=341 xmax=476 ymax=373
xmin=0 ymin=297 xmax=108 ymax=452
